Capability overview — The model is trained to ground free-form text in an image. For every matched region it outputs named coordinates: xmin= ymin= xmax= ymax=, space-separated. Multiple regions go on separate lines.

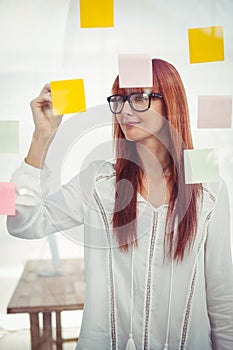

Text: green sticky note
xmin=184 ymin=149 xmax=219 ymax=184
xmin=80 ymin=0 xmax=114 ymax=28
xmin=0 ymin=121 xmax=19 ymax=153
xmin=188 ymin=26 xmax=224 ymax=63
xmin=50 ymin=79 xmax=86 ymax=115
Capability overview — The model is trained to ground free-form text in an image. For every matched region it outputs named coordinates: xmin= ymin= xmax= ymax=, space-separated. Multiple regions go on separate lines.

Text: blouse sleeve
xmin=7 ymin=161 xmax=89 ymax=239
xmin=205 ymin=179 xmax=233 ymax=350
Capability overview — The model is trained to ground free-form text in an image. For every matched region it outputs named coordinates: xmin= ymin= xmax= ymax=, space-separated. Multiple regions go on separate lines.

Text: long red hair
xmin=112 ymin=58 xmax=202 ymax=261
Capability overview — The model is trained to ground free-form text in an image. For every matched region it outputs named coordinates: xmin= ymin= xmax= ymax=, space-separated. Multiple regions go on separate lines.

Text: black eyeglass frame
xmin=107 ymin=92 xmax=163 ymax=114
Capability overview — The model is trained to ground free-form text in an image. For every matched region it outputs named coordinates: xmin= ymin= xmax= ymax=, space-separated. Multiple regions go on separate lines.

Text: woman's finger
xmin=30 ymin=92 xmax=52 ymax=108
xmin=38 ymin=92 xmax=52 ymax=103
xmin=39 ymin=83 xmax=51 ymax=95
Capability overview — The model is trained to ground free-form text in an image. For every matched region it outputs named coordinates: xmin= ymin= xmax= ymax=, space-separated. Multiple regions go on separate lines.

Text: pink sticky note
xmin=118 ymin=54 xmax=153 ymax=88
xmin=0 ymin=182 xmax=16 ymax=215
xmin=198 ymin=96 xmax=232 ymax=128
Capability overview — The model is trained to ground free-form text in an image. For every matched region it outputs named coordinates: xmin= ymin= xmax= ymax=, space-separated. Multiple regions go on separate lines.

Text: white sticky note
xmin=184 ymin=149 xmax=219 ymax=184
xmin=197 ymin=96 xmax=232 ymax=128
xmin=118 ymin=54 xmax=153 ymax=88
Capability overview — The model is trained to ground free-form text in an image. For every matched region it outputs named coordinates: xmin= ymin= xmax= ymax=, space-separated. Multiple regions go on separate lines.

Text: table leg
xmin=29 ymin=313 xmax=41 ymax=350
xmin=56 ymin=311 xmax=63 ymax=350
xmin=42 ymin=312 xmax=53 ymax=350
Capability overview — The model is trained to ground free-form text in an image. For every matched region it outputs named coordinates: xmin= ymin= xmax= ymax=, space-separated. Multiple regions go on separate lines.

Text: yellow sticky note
xmin=184 ymin=149 xmax=219 ymax=184
xmin=50 ymin=79 xmax=86 ymax=115
xmin=80 ymin=0 xmax=114 ymax=28
xmin=188 ymin=26 xmax=224 ymax=63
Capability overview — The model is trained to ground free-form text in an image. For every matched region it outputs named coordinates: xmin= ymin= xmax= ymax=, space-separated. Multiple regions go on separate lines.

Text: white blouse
xmin=7 ymin=160 xmax=233 ymax=350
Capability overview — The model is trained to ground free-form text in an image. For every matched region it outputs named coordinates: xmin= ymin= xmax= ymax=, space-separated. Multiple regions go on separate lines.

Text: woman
xmin=7 ymin=59 xmax=233 ymax=349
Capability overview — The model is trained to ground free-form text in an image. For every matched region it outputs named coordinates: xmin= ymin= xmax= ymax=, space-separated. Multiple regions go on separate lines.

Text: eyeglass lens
xmin=109 ymin=93 xmax=150 ymax=113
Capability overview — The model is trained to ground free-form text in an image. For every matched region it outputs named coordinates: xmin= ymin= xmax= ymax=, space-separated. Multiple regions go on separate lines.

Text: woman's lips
xmin=123 ymin=121 xmax=140 ymax=127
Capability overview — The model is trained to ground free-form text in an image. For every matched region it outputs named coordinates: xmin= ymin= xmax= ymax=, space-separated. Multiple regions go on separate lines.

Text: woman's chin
xmin=123 ymin=131 xmax=142 ymax=142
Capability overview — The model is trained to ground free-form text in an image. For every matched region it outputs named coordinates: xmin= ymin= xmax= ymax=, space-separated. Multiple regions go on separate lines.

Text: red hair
xmin=112 ymin=58 xmax=202 ymax=261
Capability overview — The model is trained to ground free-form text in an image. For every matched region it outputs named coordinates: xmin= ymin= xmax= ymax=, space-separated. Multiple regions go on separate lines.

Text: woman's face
xmin=115 ymin=90 xmax=167 ymax=143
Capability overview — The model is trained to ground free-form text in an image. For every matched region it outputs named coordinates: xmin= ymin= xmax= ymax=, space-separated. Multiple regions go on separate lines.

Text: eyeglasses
xmin=107 ymin=92 xmax=163 ymax=114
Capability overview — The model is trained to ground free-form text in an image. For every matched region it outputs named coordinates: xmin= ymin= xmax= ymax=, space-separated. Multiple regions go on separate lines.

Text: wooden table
xmin=7 ymin=259 xmax=86 ymax=350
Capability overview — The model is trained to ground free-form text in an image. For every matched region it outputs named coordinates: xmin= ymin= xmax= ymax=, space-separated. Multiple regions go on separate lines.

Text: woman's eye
xmin=134 ymin=96 xmax=147 ymax=103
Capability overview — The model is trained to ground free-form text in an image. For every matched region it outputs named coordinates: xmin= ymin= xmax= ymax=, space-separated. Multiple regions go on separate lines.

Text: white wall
xmin=0 ymin=0 xmax=233 ymax=330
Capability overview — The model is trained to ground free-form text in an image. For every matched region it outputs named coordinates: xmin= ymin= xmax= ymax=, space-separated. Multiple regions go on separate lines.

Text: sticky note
xmin=118 ymin=54 xmax=153 ymax=88
xmin=50 ymin=79 xmax=86 ymax=115
xmin=188 ymin=26 xmax=224 ymax=63
xmin=0 ymin=121 xmax=19 ymax=153
xmin=184 ymin=149 xmax=219 ymax=184
xmin=198 ymin=96 xmax=232 ymax=128
xmin=0 ymin=182 xmax=16 ymax=215
xmin=80 ymin=0 xmax=114 ymax=28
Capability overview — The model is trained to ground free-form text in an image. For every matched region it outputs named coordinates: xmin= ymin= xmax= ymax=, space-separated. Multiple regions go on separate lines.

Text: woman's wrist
xmin=25 ymin=130 xmax=55 ymax=169
xmin=32 ymin=128 xmax=56 ymax=143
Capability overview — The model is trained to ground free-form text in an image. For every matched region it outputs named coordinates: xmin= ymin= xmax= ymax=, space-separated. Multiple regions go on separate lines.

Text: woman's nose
xmin=121 ymin=100 xmax=133 ymax=115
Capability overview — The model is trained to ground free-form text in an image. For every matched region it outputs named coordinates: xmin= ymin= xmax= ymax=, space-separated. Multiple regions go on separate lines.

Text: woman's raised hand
xmin=30 ymin=83 xmax=63 ymax=139
xmin=26 ymin=84 xmax=63 ymax=168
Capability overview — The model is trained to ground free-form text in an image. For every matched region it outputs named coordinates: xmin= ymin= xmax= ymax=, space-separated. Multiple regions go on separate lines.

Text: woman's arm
xmin=205 ymin=179 xmax=233 ymax=350
xmin=7 ymin=84 xmax=84 ymax=239
xmin=7 ymin=160 xmax=85 ymax=239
